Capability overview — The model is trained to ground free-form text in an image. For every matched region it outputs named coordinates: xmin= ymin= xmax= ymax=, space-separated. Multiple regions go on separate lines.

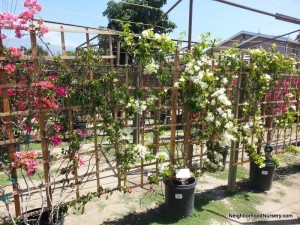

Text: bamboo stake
xmin=227 ymin=64 xmax=242 ymax=193
xmin=170 ymin=50 xmax=180 ymax=164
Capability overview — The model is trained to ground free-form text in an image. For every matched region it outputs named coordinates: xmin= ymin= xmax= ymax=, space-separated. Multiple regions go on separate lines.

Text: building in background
xmin=216 ymin=31 xmax=300 ymax=57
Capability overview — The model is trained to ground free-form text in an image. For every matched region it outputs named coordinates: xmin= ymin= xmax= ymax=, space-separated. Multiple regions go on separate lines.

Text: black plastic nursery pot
xmin=163 ymin=177 xmax=197 ymax=219
xmin=249 ymin=162 xmax=276 ymax=191
xmin=19 ymin=208 xmax=64 ymax=225
xmin=73 ymin=121 xmax=87 ymax=130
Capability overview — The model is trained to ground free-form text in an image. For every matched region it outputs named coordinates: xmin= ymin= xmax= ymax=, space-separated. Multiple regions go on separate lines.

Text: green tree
xmin=103 ymin=0 xmax=176 ymax=34
xmin=66 ymin=50 xmax=76 ymax=56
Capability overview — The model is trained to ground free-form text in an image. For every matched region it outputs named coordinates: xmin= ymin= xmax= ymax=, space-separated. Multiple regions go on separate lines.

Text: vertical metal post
xmin=183 ymin=0 xmax=194 ymax=167
xmin=60 ymin=26 xmax=66 ymax=56
xmin=188 ymin=0 xmax=193 ymax=50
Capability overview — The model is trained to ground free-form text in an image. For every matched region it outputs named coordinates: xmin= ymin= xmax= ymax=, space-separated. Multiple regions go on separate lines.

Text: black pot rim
xmin=163 ymin=177 xmax=197 ymax=189
xmin=251 ymin=161 xmax=276 ymax=167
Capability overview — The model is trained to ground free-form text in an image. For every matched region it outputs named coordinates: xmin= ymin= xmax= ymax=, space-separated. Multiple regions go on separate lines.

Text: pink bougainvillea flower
xmin=19 ymin=9 xmax=35 ymax=21
xmin=8 ymin=47 xmax=23 ymax=58
xmin=0 ymin=34 xmax=7 ymax=40
xmin=192 ymin=113 xmax=200 ymax=118
xmin=55 ymin=86 xmax=68 ymax=97
xmin=232 ymin=78 xmax=237 ymax=85
xmin=14 ymin=25 xmax=27 ymax=39
xmin=4 ymin=64 xmax=16 ymax=74
xmin=75 ymin=129 xmax=89 ymax=139
xmin=48 ymin=75 xmax=57 ymax=80
xmin=14 ymin=152 xmax=24 ymax=159
xmin=22 ymin=126 xmax=32 ymax=132
xmin=34 ymin=97 xmax=59 ymax=109
xmin=53 ymin=124 xmax=64 ymax=132
xmin=11 ymin=150 xmax=40 ymax=176
xmin=50 ymin=135 xmax=62 ymax=146
xmin=79 ymin=156 xmax=86 ymax=166
xmin=27 ymin=150 xmax=38 ymax=158
xmin=39 ymin=81 xmax=54 ymax=89
xmin=39 ymin=22 xmax=48 ymax=36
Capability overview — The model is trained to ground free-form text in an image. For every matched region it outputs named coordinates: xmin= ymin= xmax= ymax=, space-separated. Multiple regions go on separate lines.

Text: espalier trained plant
xmin=176 ymin=34 xmax=239 ymax=173
xmin=238 ymin=45 xmax=297 ymax=168
xmin=120 ymin=26 xmax=241 ymax=184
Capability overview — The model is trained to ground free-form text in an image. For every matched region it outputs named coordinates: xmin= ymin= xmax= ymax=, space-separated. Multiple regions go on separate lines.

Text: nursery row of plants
xmin=0 ymin=2 xmax=300 ymax=223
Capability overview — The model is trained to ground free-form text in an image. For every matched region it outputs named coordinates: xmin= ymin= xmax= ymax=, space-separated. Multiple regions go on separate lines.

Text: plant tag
xmin=262 ymin=171 xmax=268 ymax=175
xmin=175 ymin=169 xmax=191 ymax=179
xmin=175 ymin=194 xmax=183 ymax=199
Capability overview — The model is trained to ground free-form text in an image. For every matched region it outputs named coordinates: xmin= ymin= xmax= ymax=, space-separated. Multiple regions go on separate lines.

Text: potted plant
xmin=147 ymin=152 xmax=199 ymax=219
xmin=248 ymin=144 xmax=277 ymax=191
xmin=239 ymin=46 xmax=297 ymax=191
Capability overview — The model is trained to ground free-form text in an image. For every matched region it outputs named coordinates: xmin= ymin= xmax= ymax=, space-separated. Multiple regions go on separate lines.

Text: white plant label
xmin=175 ymin=168 xmax=191 ymax=179
xmin=262 ymin=171 xmax=268 ymax=175
xmin=175 ymin=194 xmax=183 ymax=199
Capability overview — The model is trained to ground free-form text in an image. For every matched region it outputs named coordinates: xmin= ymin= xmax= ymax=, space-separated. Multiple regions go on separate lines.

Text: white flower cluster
xmin=121 ymin=127 xmax=133 ymax=141
xmin=184 ymin=56 xmax=211 ymax=75
xmin=156 ymin=152 xmax=169 ymax=172
xmin=205 ymin=112 xmax=214 ymax=122
xmin=155 ymin=152 xmax=169 ymax=161
xmin=190 ymin=70 xmax=204 ymax=84
xmin=143 ymin=59 xmax=159 ymax=75
xmin=247 ymin=115 xmax=263 ymax=129
xmin=142 ymin=29 xmax=153 ymax=39
xmin=189 ymin=70 xmax=213 ymax=89
xmin=141 ymin=29 xmax=171 ymax=42
xmin=127 ymin=98 xmax=147 ymax=114
xmin=146 ymin=94 xmax=158 ymax=106
xmin=133 ymin=144 xmax=149 ymax=159
xmin=154 ymin=33 xmax=171 ymax=41
xmin=220 ymin=129 xmax=236 ymax=147
xmin=261 ymin=74 xmax=271 ymax=83
xmin=211 ymin=88 xmax=231 ymax=106
xmin=222 ymin=53 xmax=239 ymax=66
xmin=248 ymin=48 xmax=264 ymax=54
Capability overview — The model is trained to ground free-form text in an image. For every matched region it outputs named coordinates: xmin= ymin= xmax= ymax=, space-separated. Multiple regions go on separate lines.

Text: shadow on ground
xmin=101 ymin=164 xmax=300 ymax=225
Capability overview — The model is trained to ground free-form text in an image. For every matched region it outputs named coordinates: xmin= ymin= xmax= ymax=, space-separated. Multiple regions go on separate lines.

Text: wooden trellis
xmin=0 ymin=22 xmax=299 ymax=219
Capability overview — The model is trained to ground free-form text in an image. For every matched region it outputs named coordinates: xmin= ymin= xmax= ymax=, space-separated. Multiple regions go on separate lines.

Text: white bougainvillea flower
xmin=205 ymin=112 xmax=214 ymax=122
xmin=143 ymin=59 xmax=159 ymax=75
xmin=134 ymin=144 xmax=149 ymax=159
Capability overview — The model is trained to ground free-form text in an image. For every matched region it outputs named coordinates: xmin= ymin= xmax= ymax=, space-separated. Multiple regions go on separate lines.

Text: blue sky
xmin=1 ymin=0 xmax=300 ymax=51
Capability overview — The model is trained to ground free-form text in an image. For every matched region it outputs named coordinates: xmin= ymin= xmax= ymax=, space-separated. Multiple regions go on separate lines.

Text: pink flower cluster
xmin=75 ymin=129 xmax=89 ymax=139
xmin=74 ymin=152 xmax=86 ymax=166
xmin=9 ymin=47 xmax=23 ymax=58
xmin=53 ymin=124 xmax=64 ymax=132
xmin=267 ymin=76 xmax=300 ymax=115
xmin=0 ymin=0 xmax=47 ymax=39
xmin=50 ymin=135 xmax=62 ymax=146
xmin=11 ymin=150 xmax=40 ymax=176
xmin=39 ymin=81 xmax=54 ymax=89
xmin=55 ymin=86 xmax=68 ymax=97
xmin=0 ymin=64 xmax=16 ymax=74
xmin=34 ymin=97 xmax=59 ymax=109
